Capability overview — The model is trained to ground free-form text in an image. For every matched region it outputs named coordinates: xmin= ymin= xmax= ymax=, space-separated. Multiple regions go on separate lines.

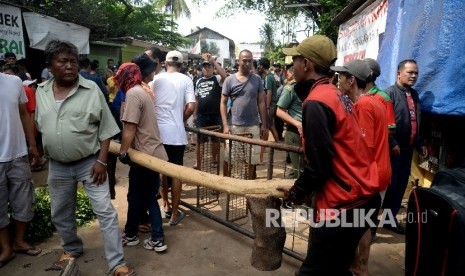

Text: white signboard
xmin=22 ymin=12 xmax=90 ymax=54
xmin=237 ymin=43 xmax=264 ymax=59
xmin=336 ymin=0 xmax=388 ymax=65
xmin=0 ymin=4 xmax=25 ymax=59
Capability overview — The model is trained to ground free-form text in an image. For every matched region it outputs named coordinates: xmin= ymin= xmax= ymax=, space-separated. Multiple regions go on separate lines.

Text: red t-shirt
xmin=23 ymin=85 xmax=36 ymax=114
xmin=355 ymin=95 xmax=392 ymax=191
xmin=406 ymin=92 xmax=417 ymax=146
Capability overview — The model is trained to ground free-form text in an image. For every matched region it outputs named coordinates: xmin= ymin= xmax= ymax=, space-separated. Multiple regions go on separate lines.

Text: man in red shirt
xmin=278 ymin=36 xmax=380 ymax=275
xmin=332 ymin=59 xmax=391 ymax=276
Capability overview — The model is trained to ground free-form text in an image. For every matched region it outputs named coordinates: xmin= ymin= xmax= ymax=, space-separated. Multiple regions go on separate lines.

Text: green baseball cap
xmin=282 ymin=35 xmax=337 ymax=68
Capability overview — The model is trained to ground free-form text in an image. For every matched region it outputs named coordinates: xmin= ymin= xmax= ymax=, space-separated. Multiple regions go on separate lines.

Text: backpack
xmin=406 ymin=168 xmax=465 ymax=276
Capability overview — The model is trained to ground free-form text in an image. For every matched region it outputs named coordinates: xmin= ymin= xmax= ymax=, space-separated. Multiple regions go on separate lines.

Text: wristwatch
xmin=118 ymin=152 xmax=127 ymax=159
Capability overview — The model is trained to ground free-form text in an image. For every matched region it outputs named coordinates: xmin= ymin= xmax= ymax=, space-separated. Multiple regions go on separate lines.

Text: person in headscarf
xmin=115 ymin=63 xmax=169 ymax=253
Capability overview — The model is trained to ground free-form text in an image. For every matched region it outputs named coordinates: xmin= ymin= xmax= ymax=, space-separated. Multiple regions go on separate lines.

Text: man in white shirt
xmin=150 ymin=50 xmax=195 ymax=226
xmin=0 ymin=72 xmax=41 ymax=267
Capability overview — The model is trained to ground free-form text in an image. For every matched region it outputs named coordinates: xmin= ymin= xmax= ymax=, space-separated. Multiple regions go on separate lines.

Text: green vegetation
xmin=25 ymin=186 xmax=96 ymax=244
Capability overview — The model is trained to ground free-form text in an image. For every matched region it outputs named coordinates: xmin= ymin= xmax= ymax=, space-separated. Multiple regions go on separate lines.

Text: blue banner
xmin=377 ymin=0 xmax=465 ymax=115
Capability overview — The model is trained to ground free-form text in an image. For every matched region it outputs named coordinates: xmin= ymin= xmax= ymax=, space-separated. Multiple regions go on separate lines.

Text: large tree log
xmin=109 ymin=142 xmax=292 ymax=198
xmin=110 ymin=142 xmax=292 ymax=271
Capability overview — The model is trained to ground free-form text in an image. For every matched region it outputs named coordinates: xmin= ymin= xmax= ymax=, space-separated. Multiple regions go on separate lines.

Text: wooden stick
xmin=109 ymin=141 xmax=292 ymax=198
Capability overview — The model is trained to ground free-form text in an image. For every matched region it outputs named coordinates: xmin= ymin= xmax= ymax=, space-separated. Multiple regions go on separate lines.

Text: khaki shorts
xmin=0 ymin=155 xmax=35 ymax=228
xmin=224 ymin=125 xmax=261 ymax=165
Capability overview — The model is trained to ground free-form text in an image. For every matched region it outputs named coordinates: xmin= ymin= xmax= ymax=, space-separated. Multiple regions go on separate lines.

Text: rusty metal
xmin=196 ymin=125 xmax=221 ymax=207
xmin=224 ymin=132 xmax=253 ymax=222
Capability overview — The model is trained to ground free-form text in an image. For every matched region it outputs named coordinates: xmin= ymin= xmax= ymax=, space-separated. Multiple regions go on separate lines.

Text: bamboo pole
xmin=109 ymin=142 xmax=293 ymax=198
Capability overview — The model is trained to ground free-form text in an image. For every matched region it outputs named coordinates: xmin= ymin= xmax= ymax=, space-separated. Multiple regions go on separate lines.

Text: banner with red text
xmin=336 ymin=0 xmax=388 ymax=65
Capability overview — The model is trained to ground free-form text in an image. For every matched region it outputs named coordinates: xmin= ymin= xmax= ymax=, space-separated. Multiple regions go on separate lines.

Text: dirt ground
xmin=2 ymin=146 xmax=407 ymax=275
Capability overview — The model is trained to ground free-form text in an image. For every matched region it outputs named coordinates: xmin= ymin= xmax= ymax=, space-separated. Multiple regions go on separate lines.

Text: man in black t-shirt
xmin=193 ymin=54 xmax=227 ymax=168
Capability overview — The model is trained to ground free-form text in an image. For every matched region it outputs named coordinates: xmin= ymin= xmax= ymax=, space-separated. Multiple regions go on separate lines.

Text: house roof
xmin=185 ymin=27 xmax=235 ymax=49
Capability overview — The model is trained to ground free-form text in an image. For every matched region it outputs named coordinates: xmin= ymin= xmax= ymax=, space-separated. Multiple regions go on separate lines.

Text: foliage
xmin=25 ymin=186 xmax=96 ymax=244
xmin=200 ymin=40 xmax=220 ymax=56
xmin=155 ymin=0 xmax=191 ymax=19
xmin=193 ymin=0 xmax=351 ymax=42
xmin=3 ymin=0 xmax=188 ymax=48
xmin=259 ymin=23 xmax=276 ymax=54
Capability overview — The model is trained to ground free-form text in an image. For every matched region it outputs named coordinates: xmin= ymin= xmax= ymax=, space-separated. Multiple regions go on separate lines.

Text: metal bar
xmin=180 ymin=200 xmax=305 ymax=262
xmin=186 ymin=126 xmax=302 ymax=153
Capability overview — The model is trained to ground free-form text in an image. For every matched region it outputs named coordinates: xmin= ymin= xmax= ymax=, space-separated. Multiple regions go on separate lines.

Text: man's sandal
xmin=113 ymin=265 xmax=136 ymax=276
xmin=46 ymin=251 xmax=82 ymax=271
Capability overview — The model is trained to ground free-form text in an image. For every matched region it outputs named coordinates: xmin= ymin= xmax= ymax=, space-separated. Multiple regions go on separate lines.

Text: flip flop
xmin=0 ymin=254 xmax=16 ymax=269
xmin=46 ymin=251 xmax=82 ymax=271
xmin=13 ymin=245 xmax=42 ymax=256
xmin=169 ymin=210 xmax=185 ymax=226
xmin=163 ymin=209 xmax=172 ymax=219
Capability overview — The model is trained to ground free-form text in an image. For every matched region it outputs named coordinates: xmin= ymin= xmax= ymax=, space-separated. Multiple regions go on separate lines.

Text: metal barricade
xmin=185 ymin=126 xmax=309 ymax=261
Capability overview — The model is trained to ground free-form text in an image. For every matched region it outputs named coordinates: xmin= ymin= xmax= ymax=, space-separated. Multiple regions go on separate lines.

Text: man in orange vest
xmin=278 ymin=36 xmax=380 ymax=275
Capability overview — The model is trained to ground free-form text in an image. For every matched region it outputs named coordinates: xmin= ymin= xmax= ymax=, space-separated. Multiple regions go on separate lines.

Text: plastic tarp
xmin=376 ymin=0 xmax=465 ymax=115
xmin=22 ymin=12 xmax=90 ymax=54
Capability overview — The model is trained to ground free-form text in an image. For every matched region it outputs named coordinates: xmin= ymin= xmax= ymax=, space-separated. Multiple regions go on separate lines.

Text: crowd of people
xmin=0 ymin=34 xmax=426 ymax=275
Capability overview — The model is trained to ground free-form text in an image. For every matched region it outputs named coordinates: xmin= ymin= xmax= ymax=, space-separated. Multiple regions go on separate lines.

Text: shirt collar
xmin=40 ymin=75 xmax=93 ymax=93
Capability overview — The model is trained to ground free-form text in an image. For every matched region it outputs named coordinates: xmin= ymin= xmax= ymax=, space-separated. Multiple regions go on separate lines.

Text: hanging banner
xmin=0 ymin=4 xmax=26 ymax=59
xmin=22 ymin=12 xmax=90 ymax=54
xmin=336 ymin=0 xmax=388 ymax=65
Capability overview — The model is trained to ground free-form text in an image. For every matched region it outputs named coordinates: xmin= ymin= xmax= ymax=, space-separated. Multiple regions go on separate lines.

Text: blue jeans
xmin=125 ymin=164 xmax=164 ymax=242
xmin=48 ymin=155 xmax=125 ymax=273
xmin=382 ymin=148 xmax=414 ymax=220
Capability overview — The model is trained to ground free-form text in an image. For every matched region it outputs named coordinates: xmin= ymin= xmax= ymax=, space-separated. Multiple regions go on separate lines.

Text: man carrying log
xmin=278 ymin=35 xmax=380 ymax=275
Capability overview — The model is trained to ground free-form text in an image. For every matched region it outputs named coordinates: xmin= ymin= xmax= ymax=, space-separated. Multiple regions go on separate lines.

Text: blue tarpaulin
xmin=377 ymin=0 xmax=465 ymax=115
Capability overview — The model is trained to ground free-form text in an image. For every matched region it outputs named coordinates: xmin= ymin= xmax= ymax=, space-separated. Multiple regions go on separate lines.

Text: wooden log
xmin=109 ymin=142 xmax=293 ymax=198
xmin=110 ymin=141 xmax=292 ymax=271
xmin=247 ymin=196 xmax=286 ymax=271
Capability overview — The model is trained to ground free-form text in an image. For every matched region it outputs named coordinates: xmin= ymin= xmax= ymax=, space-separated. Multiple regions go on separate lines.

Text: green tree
xmin=200 ymin=40 xmax=220 ymax=56
xmin=4 ymin=0 xmax=188 ymax=48
xmin=259 ymin=23 xmax=276 ymax=54
xmin=155 ymin=0 xmax=191 ymax=19
xmin=193 ymin=0 xmax=350 ymax=42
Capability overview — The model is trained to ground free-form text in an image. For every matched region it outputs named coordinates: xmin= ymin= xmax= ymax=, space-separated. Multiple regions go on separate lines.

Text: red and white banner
xmin=336 ymin=0 xmax=388 ymax=65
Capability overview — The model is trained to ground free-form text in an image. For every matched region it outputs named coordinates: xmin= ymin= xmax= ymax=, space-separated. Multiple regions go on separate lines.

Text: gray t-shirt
xmin=222 ymin=73 xmax=264 ymax=126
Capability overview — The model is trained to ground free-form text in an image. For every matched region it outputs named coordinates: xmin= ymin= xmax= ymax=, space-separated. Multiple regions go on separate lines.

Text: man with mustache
xmin=382 ymin=59 xmax=427 ymax=234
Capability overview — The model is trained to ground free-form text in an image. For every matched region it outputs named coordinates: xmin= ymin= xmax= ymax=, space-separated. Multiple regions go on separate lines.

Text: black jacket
xmin=386 ymin=83 xmax=423 ymax=149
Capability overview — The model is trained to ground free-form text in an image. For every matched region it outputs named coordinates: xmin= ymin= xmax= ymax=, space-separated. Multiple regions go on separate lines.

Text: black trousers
xmin=297 ymin=194 xmax=381 ymax=276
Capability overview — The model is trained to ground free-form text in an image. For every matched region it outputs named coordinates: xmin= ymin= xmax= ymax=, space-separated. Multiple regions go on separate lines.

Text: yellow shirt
xmin=107 ymin=76 xmax=118 ymax=103
xmin=35 ymin=75 xmax=119 ymax=163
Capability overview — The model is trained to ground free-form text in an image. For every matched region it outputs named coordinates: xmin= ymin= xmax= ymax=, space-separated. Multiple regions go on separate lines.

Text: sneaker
xmin=143 ymin=239 xmax=167 ymax=252
xmin=121 ymin=233 xmax=140 ymax=246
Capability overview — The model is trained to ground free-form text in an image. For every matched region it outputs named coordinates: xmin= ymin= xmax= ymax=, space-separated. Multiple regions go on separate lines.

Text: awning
xmin=22 ymin=12 xmax=90 ymax=54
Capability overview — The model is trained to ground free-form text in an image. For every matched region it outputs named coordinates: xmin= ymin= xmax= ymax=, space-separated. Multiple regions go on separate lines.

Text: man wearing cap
xmin=331 ymin=60 xmax=390 ymax=276
xmin=193 ymin=54 xmax=227 ymax=168
xmin=382 ymin=59 xmax=427 ymax=234
xmin=220 ymin=49 xmax=268 ymax=173
xmin=277 ymin=36 xmax=380 ymax=275
xmin=150 ymin=50 xmax=195 ymax=226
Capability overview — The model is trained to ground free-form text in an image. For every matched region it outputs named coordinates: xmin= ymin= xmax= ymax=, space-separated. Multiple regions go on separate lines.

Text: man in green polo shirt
xmin=35 ymin=40 xmax=134 ymax=276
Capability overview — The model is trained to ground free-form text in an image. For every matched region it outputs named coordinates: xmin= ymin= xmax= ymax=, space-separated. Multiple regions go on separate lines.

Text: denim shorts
xmin=0 ymin=155 xmax=34 ymax=228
